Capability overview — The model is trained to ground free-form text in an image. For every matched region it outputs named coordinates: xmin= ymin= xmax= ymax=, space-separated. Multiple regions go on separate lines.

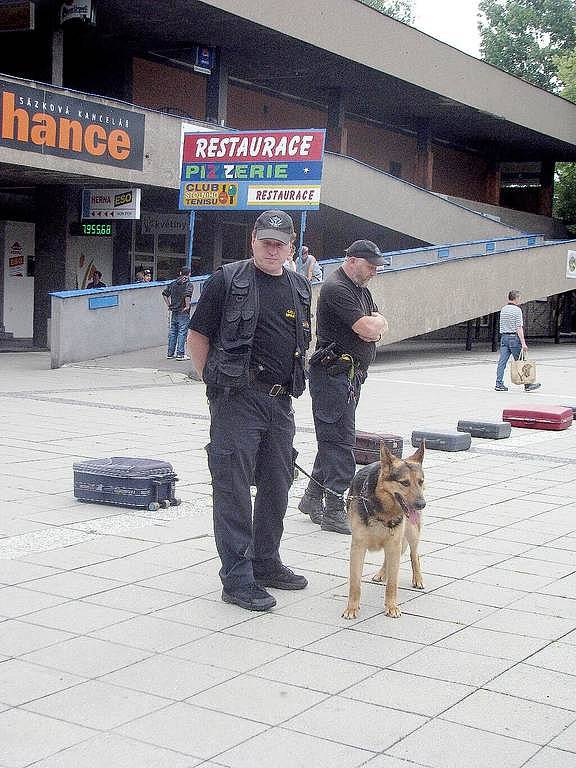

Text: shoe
xmin=525 ymin=382 xmax=542 ymax=392
xmin=221 ymin=584 xmax=276 ymax=611
xmin=494 ymin=384 xmax=508 ymax=391
xmin=167 ymin=354 xmax=175 ymax=359
xmin=321 ymin=495 xmax=351 ymax=535
xmin=175 ymin=354 xmax=191 ymax=361
xmin=298 ymin=490 xmax=323 ymax=525
xmin=255 ymin=564 xmax=308 ymax=590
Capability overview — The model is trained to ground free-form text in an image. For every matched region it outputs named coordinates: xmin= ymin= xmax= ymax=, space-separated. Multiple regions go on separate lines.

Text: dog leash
xmin=293 ymin=461 xmax=346 ymax=500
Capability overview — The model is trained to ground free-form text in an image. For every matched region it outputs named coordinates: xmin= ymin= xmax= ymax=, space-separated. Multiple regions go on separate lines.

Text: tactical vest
xmin=203 ymin=259 xmax=311 ymax=396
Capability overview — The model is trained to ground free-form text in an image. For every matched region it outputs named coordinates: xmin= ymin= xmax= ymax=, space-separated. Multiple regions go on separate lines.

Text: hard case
xmin=73 ymin=457 xmax=181 ymax=511
xmin=354 ymin=431 xmax=403 ymax=464
xmin=502 ymin=406 xmax=573 ymax=431
xmin=457 ymin=420 xmax=511 ymax=439
xmin=411 ymin=430 xmax=471 ymax=452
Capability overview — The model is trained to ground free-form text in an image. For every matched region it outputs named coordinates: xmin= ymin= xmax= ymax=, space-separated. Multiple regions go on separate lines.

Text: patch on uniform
xmin=302 ymin=320 xmax=310 ymax=330
xmin=285 ymin=308 xmax=296 ymax=320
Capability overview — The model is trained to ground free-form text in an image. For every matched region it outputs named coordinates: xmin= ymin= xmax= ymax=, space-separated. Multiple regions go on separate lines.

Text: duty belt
xmin=250 ymin=380 xmax=289 ymax=397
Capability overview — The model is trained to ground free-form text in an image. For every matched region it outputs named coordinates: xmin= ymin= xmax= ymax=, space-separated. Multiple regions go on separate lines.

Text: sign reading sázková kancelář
xmin=179 ymin=129 xmax=325 ymax=211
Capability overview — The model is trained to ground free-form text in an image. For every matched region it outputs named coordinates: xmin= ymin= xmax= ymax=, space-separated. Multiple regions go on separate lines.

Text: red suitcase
xmin=354 ymin=431 xmax=403 ymax=464
xmin=502 ymin=406 xmax=573 ymax=431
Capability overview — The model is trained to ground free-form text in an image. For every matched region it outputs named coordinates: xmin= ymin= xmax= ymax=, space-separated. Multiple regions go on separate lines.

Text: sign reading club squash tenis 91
xmin=179 ymin=129 xmax=325 ymax=211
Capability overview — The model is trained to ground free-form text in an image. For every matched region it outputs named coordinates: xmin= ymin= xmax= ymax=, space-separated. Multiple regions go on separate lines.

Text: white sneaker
xmin=166 ymin=354 xmax=175 ymax=359
xmin=175 ymin=355 xmax=190 ymax=361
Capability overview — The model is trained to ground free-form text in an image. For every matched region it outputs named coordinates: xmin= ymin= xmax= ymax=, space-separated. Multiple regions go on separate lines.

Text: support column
xmin=491 ymin=313 xmax=499 ymax=352
xmin=485 ymin=159 xmax=501 ymax=205
xmin=325 ymin=89 xmax=348 ymax=154
xmin=51 ymin=28 xmax=64 ymax=86
xmin=465 ymin=320 xmax=474 ymax=351
xmin=415 ymin=119 xmax=433 ymax=190
xmin=212 ymin=220 xmax=223 ymax=271
xmin=538 ymin=159 xmax=555 ymax=217
xmin=113 ymin=222 xmax=132 ymax=286
xmin=205 ymin=48 xmax=229 ymax=125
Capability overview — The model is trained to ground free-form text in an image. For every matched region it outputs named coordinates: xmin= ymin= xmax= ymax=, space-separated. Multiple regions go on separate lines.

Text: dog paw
xmin=385 ymin=604 xmax=401 ymax=618
xmin=371 ymin=572 xmax=386 ymax=583
xmin=342 ymin=606 xmax=359 ymax=619
xmin=412 ymin=580 xmax=425 ymax=590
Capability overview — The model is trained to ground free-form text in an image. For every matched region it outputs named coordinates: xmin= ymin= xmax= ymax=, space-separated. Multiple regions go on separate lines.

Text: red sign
xmin=182 ymin=131 xmax=324 ymax=164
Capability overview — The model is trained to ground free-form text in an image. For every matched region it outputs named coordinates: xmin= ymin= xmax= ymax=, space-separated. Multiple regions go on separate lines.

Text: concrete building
xmin=1 ymin=0 xmax=575 ymax=348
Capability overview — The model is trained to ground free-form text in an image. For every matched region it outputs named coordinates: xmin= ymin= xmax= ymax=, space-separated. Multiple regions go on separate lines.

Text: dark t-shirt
xmin=315 ymin=266 xmax=378 ymax=369
xmin=162 ymin=278 xmax=193 ymax=313
xmin=189 ymin=265 xmax=298 ymax=384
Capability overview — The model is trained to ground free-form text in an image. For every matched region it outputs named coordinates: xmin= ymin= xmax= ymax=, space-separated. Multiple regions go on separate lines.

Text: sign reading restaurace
xmin=82 ymin=188 xmax=141 ymax=219
xmin=179 ymin=129 xmax=325 ymax=211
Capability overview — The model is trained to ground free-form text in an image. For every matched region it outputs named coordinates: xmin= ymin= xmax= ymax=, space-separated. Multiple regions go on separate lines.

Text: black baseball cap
xmin=345 ymin=239 xmax=386 ymax=266
xmin=254 ymin=210 xmax=295 ymax=244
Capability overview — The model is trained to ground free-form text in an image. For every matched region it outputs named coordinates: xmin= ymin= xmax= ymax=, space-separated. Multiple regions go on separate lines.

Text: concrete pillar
xmin=485 ymin=159 xmax=501 ymax=205
xmin=415 ymin=119 xmax=433 ymax=190
xmin=325 ymin=89 xmax=348 ymax=154
xmin=538 ymin=159 xmax=555 ymax=217
xmin=34 ymin=186 xmax=72 ymax=347
xmin=113 ymin=222 xmax=132 ymax=286
xmin=205 ymin=48 xmax=228 ymax=125
xmin=0 ymin=223 xmax=5 ymax=335
xmin=51 ymin=28 xmax=64 ymax=87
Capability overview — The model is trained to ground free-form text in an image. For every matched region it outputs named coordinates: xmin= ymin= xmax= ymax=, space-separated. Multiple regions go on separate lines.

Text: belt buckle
xmin=268 ymin=384 xmax=283 ymax=397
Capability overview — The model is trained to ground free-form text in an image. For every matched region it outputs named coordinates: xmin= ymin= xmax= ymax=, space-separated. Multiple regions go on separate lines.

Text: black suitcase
xmin=457 ymin=420 xmax=511 ymax=439
xmin=354 ymin=431 xmax=403 ymax=464
xmin=411 ymin=430 xmax=471 ymax=452
xmin=73 ymin=457 xmax=181 ymax=511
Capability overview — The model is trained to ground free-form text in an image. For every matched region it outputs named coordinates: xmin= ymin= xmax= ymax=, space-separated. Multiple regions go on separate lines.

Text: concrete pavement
xmin=1 ymin=341 xmax=576 ymax=767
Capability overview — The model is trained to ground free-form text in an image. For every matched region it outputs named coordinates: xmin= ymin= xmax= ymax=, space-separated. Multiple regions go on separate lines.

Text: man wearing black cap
xmin=187 ymin=210 xmax=311 ymax=611
xmin=299 ymin=239 xmax=388 ymax=534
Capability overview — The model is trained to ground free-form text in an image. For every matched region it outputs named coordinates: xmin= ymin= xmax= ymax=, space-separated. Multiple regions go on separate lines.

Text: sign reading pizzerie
xmin=0 ymin=79 xmax=145 ymax=170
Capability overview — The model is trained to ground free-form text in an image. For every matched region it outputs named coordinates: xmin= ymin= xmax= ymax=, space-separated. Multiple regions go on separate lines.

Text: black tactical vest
xmin=203 ymin=260 xmax=311 ymax=396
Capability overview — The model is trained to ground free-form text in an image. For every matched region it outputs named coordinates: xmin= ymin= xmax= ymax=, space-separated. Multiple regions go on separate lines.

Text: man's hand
xmin=351 ymin=312 xmax=388 ymax=342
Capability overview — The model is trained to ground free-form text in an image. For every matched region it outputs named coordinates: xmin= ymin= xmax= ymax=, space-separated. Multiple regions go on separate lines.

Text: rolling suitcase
xmin=73 ymin=457 xmax=181 ymax=511
xmin=411 ymin=430 xmax=471 ymax=452
xmin=354 ymin=431 xmax=403 ymax=464
xmin=502 ymin=406 xmax=573 ymax=431
xmin=457 ymin=420 xmax=511 ymax=439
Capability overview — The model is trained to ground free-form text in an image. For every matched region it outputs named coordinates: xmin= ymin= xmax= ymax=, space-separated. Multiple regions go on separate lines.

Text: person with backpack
xmin=162 ymin=266 xmax=193 ymax=360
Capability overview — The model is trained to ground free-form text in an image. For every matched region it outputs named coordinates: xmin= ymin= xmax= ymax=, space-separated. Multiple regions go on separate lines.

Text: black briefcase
xmin=411 ymin=430 xmax=471 ymax=452
xmin=354 ymin=431 xmax=403 ymax=464
xmin=73 ymin=457 xmax=181 ymax=511
xmin=457 ymin=420 xmax=511 ymax=439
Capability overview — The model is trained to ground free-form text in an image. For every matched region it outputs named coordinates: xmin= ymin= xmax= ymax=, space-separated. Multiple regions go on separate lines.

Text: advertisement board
xmin=179 ymin=129 xmax=325 ymax=211
xmin=82 ymin=188 xmax=141 ymax=220
xmin=0 ymin=79 xmax=145 ymax=169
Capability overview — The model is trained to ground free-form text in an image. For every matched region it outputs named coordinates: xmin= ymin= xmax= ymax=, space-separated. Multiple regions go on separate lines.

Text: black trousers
xmin=206 ymin=387 xmax=295 ymax=591
xmin=308 ymin=364 xmax=362 ymax=495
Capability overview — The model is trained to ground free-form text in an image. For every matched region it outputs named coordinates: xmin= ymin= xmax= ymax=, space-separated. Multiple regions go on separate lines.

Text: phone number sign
xmin=179 ymin=129 xmax=325 ymax=211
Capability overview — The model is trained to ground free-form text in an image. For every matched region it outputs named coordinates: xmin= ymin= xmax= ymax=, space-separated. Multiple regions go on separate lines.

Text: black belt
xmin=250 ymin=380 xmax=289 ymax=397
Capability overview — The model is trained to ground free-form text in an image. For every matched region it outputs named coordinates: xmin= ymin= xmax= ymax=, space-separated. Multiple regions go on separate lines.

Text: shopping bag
xmin=510 ymin=350 xmax=537 ymax=385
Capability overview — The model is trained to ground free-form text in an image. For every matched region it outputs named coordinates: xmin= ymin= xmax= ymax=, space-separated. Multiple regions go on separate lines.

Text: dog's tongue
xmin=405 ymin=506 xmax=420 ymax=525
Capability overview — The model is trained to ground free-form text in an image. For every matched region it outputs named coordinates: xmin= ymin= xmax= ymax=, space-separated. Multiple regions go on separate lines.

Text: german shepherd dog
xmin=342 ymin=442 xmax=426 ymax=619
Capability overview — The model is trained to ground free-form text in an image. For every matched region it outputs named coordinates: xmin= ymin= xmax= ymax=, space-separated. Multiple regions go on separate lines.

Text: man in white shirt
xmin=495 ymin=290 xmax=541 ymax=392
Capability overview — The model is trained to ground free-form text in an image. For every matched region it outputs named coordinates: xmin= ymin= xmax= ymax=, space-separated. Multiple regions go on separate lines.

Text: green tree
xmin=555 ymin=50 xmax=576 ymax=231
xmin=478 ymin=0 xmax=576 ymax=91
xmin=358 ymin=0 xmax=415 ymax=24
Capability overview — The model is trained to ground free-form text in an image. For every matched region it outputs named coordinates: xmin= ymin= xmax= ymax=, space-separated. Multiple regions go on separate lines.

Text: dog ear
xmin=406 ymin=440 xmax=425 ymax=464
xmin=380 ymin=442 xmax=395 ymax=469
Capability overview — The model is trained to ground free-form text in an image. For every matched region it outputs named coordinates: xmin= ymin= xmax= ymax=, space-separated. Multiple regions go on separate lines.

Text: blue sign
xmin=89 ymin=295 xmax=118 ymax=310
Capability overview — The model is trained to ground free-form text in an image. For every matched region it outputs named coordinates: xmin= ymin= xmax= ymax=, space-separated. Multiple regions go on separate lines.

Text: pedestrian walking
xmin=163 ymin=266 xmax=193 ymax=360
xmin=495 ymin=290 xmax=541 ymax=392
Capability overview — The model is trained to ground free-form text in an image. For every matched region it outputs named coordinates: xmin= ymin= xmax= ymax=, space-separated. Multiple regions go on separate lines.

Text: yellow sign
xmin=181 ymin=182 xmax=238 ymax=208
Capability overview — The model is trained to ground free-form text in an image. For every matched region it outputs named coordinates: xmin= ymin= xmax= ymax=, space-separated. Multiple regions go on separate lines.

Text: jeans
xmin=496 ymin=333 xmax=521 ymax=385
xmin=167 ymin=311 xmax=190 ymax=357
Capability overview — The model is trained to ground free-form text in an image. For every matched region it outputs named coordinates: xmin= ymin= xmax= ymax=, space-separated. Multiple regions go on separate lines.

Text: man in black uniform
xmin=299 ymin=240 xmax=388 ymax=534
xmin=187 ymin=210 xmax=311 ymax=612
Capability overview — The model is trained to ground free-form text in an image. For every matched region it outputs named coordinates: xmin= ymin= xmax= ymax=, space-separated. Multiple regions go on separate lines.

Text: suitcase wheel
xmin=161 ymin=500 xmax=171 ymax=509
xmin=170 ymin=498 xmax=182 ymax=507
xmin=148 ymin=502 xmax=160 ymax=511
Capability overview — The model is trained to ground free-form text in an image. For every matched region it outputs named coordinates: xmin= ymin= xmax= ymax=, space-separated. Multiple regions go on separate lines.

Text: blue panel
xmin=486 ymin=242 xmax=495 ymax=253
xmin=527 ymin=236 xmax=536 ymax=246
xmin=438 ymin=248 xmax=450 ymax=259
xmin=89 ymin=295 xmax=119 ymax=310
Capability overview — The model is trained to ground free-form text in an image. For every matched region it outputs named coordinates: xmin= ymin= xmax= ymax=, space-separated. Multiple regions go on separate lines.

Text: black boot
xmin=298 ymin=482 xmax=323 ymax=525
xmin=321 ymin=493 xmax=351 ymax=535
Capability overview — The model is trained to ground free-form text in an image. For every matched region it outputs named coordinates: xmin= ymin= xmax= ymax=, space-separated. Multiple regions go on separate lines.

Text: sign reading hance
xmin=179 ymin=129 xmax=326 ymax=211
xmin=82 ymin=188 xmax=141 ymax=220
xmin=0 ymin=79 xmax=145 ymax=170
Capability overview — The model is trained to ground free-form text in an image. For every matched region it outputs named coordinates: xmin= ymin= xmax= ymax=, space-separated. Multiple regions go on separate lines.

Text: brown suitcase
xmin=354 ymin=431 xmax=403 ymax=464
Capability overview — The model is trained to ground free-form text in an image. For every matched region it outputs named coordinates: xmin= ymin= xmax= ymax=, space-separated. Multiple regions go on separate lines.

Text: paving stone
xmin=21 ymin=636 xmax=150 ymax=677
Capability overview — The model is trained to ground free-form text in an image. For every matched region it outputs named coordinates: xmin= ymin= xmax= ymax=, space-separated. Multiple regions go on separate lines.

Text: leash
xmin=293 ymin=461 xmax=346 ymax=500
